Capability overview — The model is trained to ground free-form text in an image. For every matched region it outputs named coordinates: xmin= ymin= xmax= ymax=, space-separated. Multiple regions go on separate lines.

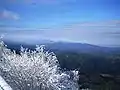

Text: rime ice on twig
xmin=0 ymin=40 xmax=78 ymax=90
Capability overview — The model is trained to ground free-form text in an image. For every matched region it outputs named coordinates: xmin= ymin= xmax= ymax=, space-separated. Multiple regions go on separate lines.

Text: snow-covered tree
xmin=0 ymin=40 xmax=79 ymax=90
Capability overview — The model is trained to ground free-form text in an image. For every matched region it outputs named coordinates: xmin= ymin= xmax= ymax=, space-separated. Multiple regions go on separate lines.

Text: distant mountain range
xmin=3 ymin=39 xmax=120 ymax=54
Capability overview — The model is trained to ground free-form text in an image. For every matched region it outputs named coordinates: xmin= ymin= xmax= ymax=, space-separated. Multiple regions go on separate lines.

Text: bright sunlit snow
xmin=0 ymin=39 xmax=79 ymax=90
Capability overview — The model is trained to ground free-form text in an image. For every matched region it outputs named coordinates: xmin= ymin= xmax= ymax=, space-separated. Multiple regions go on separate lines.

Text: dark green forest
xmin=55 ymin=52 xmax=120 ymax=90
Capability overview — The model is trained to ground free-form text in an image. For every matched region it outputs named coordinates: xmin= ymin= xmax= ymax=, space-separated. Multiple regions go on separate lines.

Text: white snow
xmin=0 ymin=40 xmax=79 ymax=90
xmin=0 ymin=76 xmax=12 ymax=90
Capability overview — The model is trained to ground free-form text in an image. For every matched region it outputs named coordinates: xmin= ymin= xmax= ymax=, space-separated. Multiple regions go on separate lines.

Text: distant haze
xmin=0 ymin=0 xmax=120 ymax=47
xmin=0 ymin=21 xmax=120 ymax=47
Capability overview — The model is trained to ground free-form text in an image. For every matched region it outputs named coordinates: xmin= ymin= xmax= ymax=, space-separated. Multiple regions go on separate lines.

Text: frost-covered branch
xmin=0 ymin=40 xmax=79 ymax=90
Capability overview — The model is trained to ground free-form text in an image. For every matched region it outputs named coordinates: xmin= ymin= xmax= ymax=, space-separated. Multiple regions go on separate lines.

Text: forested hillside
xmin=56 ymin=52 xmax=120 ymax=90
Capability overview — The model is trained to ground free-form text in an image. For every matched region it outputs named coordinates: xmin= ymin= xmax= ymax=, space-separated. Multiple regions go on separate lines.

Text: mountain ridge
xmin=2 ymin=39 xmax=120 ymax=55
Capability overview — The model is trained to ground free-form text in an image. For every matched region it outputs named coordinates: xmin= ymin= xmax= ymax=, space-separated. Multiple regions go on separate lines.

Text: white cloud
xmin=0 ymin=20 xmax=120 ymax=46
xmin=0 ymin=9 xmax=20 ymax=20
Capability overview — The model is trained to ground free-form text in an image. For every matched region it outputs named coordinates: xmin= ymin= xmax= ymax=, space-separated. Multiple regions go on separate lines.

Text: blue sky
xmin=0 ymin=0 xmax=120 ymax=47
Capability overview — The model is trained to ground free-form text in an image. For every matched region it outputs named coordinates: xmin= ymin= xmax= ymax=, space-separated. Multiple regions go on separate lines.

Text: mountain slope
xmin=3 ymin=40 xmax=120 ymax=54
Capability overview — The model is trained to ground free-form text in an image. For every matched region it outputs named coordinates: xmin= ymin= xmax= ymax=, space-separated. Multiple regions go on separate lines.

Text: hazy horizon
xmin=0 ymin=0 xmax=120 ymax=47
